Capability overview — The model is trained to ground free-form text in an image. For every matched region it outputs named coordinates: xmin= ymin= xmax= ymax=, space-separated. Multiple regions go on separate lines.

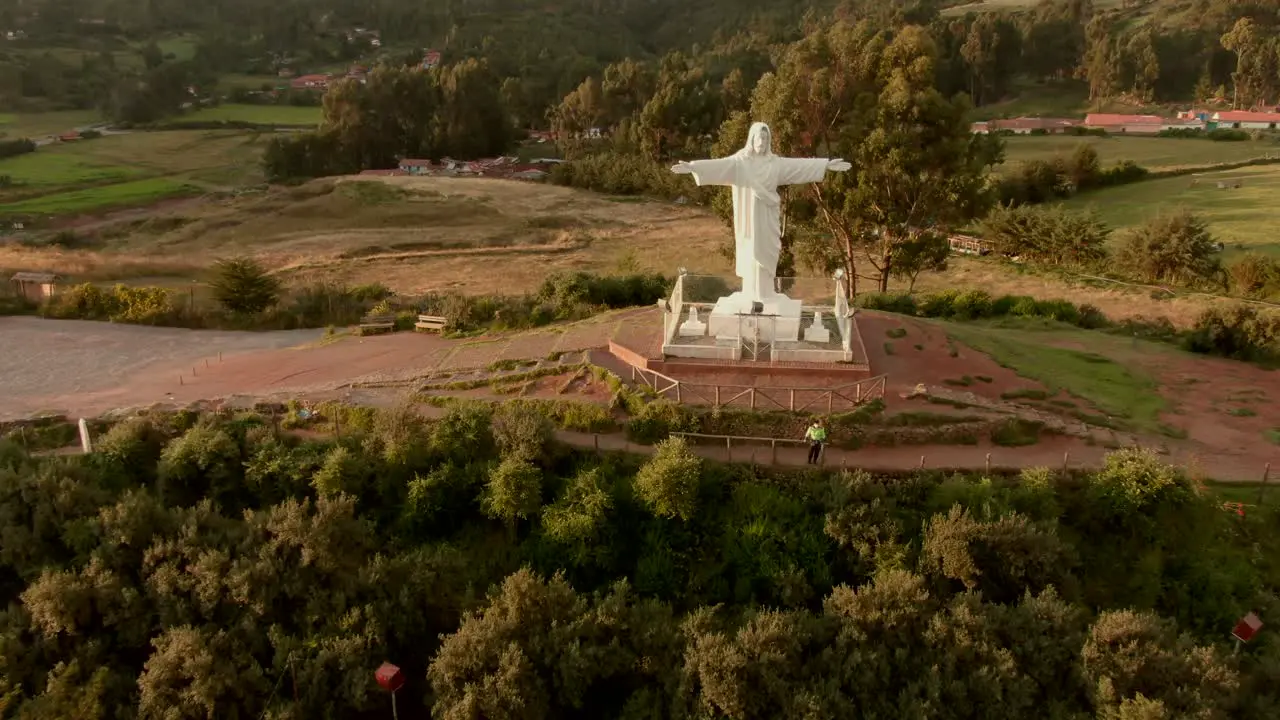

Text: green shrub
xmin=209 ymin=257 xmax=282 ymax=315
xmin=626 ymin=401 xmax=698 ymax=444
xmin=634 ymin=436 xmax=700 ymax=521
xmin=1183 ymin=303 xmax=1280 ymax=362
xmin=990 ymin=419 xmax=1043 ymax=447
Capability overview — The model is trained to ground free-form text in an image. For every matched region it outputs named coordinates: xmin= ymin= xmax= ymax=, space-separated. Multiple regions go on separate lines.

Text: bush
xmin=1227 ymin=253 xmax=1280 ymax=299
xmin=209 ymin=257 xmax=282 ymax=315
xmin=980 ymin=205 xmax=1110 ymax=268
xmin=626 ymin=401 xmax=698 ymax=444
xmin=44 ymin=284 xmax=177 ymax=324
xmin=0 ymin=138 xmax=36 ymax=159
xmin=1183 ymin=303 xmax=1280 ymax=362
xmin=1115 ymin=210 xmax=1222 ymax=288
xmin=634 ymin=436 xmax=701 ymax=521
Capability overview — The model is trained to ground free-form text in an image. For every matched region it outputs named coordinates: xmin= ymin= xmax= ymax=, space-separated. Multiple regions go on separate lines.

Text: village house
xmin=290 ymin=74 xmax=330 ymax=90
xmin=422 ymin=50 xmax=442 ymax=69
xmin=397 ymin=159 xmax=435 ymax=175
xmin=1082 ymin=113 xmax=1202 ymax=133
xmin=1210 ymin=111 xmax=1280 ymax=130
xmin=970 ymin=117 xmax=1078 ymax=134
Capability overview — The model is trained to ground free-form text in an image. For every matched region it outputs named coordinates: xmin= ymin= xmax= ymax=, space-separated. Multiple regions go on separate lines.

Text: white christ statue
xmin=672 ymin=122 xmax=850 ymax=313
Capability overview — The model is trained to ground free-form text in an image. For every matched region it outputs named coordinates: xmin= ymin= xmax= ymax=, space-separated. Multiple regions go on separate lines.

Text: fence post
xmin=715 ymin=386 xmax=721 ymax=406
xmin=771 ymin=440 xmax=778 ymax=465
xmin=985 ymin=453 xmax=991 ymax=474
xmin=750 ymin=390 xmax=756 ymax=410
xmin=827 ymin=393 xmax=833 ymax=414
xmin=78 ymin=418 xmax=92 ymax=453
xmin=675 ymin=383 xmax=681 ymax=403
xmin=725 ymin=436 xmax=731 ymax=462
xmin=919 ymin=455 xmax=925 ymax=468
xmin=1258 ymin=463 xmax=1271 ymax=506
xmin=594 ymin=434 xmax=599 ymax=451
xmin=789 ymin=389 xmax=795 ymax=411
xmin=1062 ymin=451 xmax=1070 ymax=471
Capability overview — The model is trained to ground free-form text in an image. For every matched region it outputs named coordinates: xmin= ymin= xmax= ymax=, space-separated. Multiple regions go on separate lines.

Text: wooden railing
xmin=629 ymin=365 xmax=886 ymax=411
xmin=671 ymin=431 xmax=827 ymax=464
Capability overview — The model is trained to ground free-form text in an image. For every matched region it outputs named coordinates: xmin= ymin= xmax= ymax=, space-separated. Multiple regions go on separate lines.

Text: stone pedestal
xmin=804 ymin=311 xmax=830 ymax=343
xmin=678 ymin=307 xmax=706 ymax=336
xmin=708 ymin=292 xmax=802 ymax=342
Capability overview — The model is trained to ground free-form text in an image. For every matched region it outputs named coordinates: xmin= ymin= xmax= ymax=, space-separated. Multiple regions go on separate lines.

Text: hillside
xmin=1 ymin=175 xmax=732 ymax=293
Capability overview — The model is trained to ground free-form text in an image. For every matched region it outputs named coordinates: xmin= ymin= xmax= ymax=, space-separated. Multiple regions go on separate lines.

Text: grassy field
xmin=1002 ymin=135 xmax=1279 ymax=171
xmin=1 ymin=178 xmax=199 ymax=216
xmin=0 ymin=130 xmax=274 ymax=218
xmin=938 ymin=318 xmax=1167 ymax=432
xmin=0 ymin=111 xmax=105 ymax=139
xmin=179 ymin=104 xmax=324 ymax=126
xmin=1059 ymin=163 xmax=1280 ymax=253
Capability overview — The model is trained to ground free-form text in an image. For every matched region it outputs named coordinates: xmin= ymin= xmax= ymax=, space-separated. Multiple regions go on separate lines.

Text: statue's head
xmin=744 ymin=122 xmax=772 ymax=156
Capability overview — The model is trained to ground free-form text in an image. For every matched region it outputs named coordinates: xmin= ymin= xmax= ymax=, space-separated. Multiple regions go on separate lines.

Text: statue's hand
xmin=671 ymin=161 xmax=694 ymax=174
xmin=827 ymin=158 xmax=852 ymax=172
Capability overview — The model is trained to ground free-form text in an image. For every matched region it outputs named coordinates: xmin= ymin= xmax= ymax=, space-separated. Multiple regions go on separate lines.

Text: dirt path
xmin=4 ymin=312 xmax=1277 ymax=481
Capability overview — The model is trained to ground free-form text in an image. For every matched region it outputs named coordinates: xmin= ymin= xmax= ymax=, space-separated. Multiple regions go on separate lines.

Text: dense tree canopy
xmin=2 ymin=405 xmax=1280 ymax=717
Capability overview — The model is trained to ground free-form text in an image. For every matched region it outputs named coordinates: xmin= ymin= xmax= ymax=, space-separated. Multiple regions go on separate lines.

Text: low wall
xmin=607 ymin=340 xmax=652 ymax=370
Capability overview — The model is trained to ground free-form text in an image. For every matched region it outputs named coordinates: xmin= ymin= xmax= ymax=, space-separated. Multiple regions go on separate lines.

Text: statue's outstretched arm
xmin=671 ymin=157 xmax=738 ymax=186
xmin=775 ymin=156 xmax=832 ymax=186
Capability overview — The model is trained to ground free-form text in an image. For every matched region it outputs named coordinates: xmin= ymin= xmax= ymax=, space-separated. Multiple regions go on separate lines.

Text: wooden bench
xmin=358 ymin=314 xmax=395 ymax=335
xmin=415 ymin=314 xmax=446 ymax=332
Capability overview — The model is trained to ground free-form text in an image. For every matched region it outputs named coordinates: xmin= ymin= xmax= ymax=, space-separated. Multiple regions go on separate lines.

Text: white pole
xmin=78 ymin=418 xmax=92 ymax=453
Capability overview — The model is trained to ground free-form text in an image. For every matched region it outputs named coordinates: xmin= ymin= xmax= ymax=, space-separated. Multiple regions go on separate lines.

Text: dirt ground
xmin=4 ymin=309 xmax=1279 ymax=481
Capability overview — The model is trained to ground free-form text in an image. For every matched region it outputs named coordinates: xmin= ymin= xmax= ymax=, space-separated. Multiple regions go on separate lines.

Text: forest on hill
xmin=6 ymin=0 xmax=1280 ymax=125
xmin=1 ymin=405 xmax=1279 ymax=717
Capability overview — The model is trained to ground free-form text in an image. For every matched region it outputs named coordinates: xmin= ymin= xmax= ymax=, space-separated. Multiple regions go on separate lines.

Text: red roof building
xmin=290 ymin=74 xmax=330 ymax=90
xmin=1212 ymin=111 xmax=1280 ymax=127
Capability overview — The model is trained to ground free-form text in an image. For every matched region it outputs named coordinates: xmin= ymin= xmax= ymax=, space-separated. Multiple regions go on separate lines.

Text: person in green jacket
xmin=805 ymin=419 xmax=827 ymax=464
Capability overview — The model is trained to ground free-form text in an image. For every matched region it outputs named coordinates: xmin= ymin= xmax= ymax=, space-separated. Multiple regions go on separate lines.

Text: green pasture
xmin=0 ymin=129 xmax=272 ymax=217
xmin=938 ymin=318 xmax=1166 ymax=432
xmin=0 ymin=111 xmax=104 ymax=139
xmin=1002 ymin=135 xmax=1278 ymax=171
xmin=1060 ymin=163 xmax=1280 ymax=253
xmin=0 ymin=149 xmax=143 ymax=187
xmin=0 ymin=131 xmax=269 ymax=185
xmin=0 ymin=178 xmax=199 ymax=216
xmin=180 ymin=104 xmax=323 ymax=125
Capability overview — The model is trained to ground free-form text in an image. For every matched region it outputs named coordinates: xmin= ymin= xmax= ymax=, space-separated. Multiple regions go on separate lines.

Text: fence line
xmin=629 ymin=365 xmax=886 ymax=411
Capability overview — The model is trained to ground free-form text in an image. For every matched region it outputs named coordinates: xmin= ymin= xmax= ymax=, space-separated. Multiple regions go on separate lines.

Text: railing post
xmin=771 ymin=440 xmax=778 ymax=465
xmin=675 ymin=382 xmax=681 ymax=403
xmin=725 ymin=436 xmax=732 ymax=461
xmin=827 ymin=393 xmax=833 ymax=414
xmin=750 ymin=389 xmax=756 ymax=410
xmin=789 ymin=389 xmax=795 ymax=411
xmin=715 ymin=386 xmax=721 ymax=406
xmin=1259 ymin=463 xmax=1271 ymax=506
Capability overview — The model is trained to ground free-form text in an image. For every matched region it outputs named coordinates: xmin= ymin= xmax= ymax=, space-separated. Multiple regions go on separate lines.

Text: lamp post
xmin=374 ymin=662 xmax=405 ymax=719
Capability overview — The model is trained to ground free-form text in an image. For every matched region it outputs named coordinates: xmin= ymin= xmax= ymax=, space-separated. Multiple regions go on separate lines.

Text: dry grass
xmin=4 ymin=175 xmax=732 ymax=294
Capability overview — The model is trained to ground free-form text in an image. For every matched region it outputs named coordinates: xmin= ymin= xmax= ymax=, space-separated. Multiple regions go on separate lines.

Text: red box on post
xmin=375 ymin=662 xmax=405 ymax=692
xmin=1232 ymin=613 xmax=1263 ymax=643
